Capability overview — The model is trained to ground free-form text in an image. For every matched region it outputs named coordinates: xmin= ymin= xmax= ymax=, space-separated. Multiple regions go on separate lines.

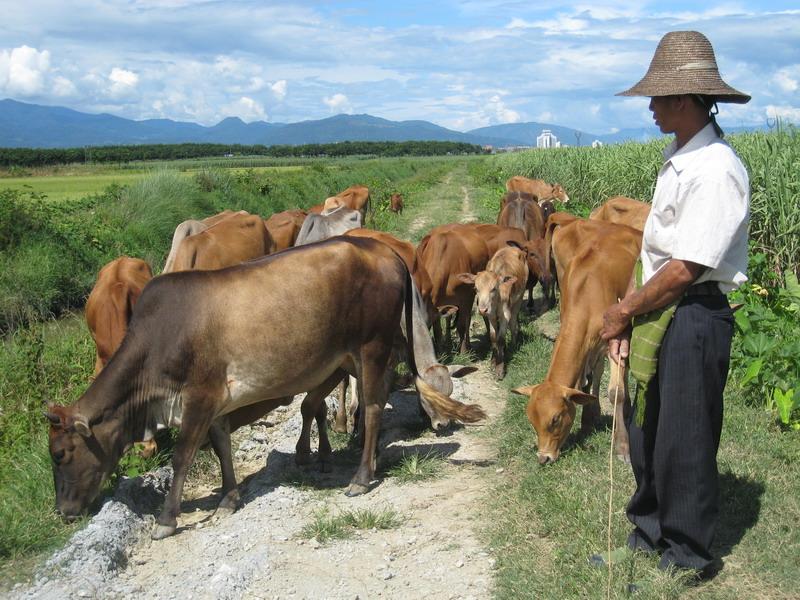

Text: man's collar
xmin=662 ymin=122 xmax=719 ymax=171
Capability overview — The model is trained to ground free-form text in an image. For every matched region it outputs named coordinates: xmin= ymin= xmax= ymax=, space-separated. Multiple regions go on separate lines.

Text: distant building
xmin=592 ymin=140 xmax=604 ymax=148
xmin=536 ymin=129 xmax=560 ymax=149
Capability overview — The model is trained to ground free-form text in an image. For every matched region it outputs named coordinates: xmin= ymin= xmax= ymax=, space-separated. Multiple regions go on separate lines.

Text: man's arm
xmin=602 ymin=258 xmax=705 ymax=362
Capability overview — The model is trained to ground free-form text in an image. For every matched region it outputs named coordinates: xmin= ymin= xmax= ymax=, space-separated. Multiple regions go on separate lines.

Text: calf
xmin=47 ymin=238 xmax=486 ymax=540
xmin=512 ymin=219 xmax=640 ymax=464
xmin=458 ymin=245 xmax=528 ymax=379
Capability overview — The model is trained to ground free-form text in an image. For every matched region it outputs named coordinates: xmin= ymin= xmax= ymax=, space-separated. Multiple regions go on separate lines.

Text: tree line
xmin=0 ymin=140 xmax=487 ymax=167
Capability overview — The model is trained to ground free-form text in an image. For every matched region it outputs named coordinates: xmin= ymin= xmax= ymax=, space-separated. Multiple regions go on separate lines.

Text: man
xmin=595 ymin=30 xmax=750 ymax=580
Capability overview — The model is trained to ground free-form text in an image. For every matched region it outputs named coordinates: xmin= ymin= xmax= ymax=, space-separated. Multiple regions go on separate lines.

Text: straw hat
xmin=617 ymin=31 xmax=750 ymax=104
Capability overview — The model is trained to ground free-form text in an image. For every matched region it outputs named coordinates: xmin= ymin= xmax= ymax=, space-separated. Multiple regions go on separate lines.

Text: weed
xmin=387 ymin=451 xmax=445 ymax=483
xmin=300 ymin=507 xmax=402 ymax=543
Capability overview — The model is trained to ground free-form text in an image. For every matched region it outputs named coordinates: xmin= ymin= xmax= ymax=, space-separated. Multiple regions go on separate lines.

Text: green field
xmin=0 ymin=141 xmax=798 ymax=597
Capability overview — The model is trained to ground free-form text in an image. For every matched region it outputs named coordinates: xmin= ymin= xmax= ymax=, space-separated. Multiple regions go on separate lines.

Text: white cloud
xmin=323 ymin=93 xmax=352 ymax=113
xmin=270 ymin=80 xmax=287 ymax=101
xmin=224 ymin=96 xmax=267 ymax=122
xmin=52 ymin=75 xmax=76 ymax=97
xmin=108 ymin=67 xmax=139 ymax=98
xmin=766 ymin=104 xmax=800 ymax=124
xmin=773 ymin=67 xmax=799 ymax=93
xmin=536 ymin=111 xmax=555 ymax=122
xmin=486 ymin=94 xmax=521 ymax=123
xmin=0 ymin=45 xmax=51 ymax=96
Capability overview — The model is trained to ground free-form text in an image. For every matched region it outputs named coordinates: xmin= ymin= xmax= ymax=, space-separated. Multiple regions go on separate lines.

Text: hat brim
xmin=617 ymin=73 xmax=751 ymax=104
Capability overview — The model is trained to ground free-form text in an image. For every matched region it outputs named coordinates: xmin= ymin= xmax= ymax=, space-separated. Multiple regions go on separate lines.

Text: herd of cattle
xmin=46 ymin=176 xmax=651 ymax=540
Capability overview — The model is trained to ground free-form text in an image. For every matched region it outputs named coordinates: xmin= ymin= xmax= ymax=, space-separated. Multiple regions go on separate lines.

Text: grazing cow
xmin=311 ymin=185 xmax=371 ymax=220
xmin=416 ymin=227 xmax=490 ymax=353
xmin=458 ymin=245 xmax=528 ymax=379
xmin=589 ymin=196 xmax=651 ymax=231
xmin=163 ymin=210 xmax=243 ymax=273
xmin=512 ymin=219 xmax=641 ymax=464
xmin=47 ymin=237 xmax=486 ymax=539
xmin=85 ymin=256 xmax=153 ymax=375
xmin=265 ymin=209 xmax=308 ymax=251
xmin=497 ymin=192 xmax=546 ymax=241
xmin=506 ymin=176 xmax=570 ymax=204
xmin=390 ymin=193 xmax=404 ymax=214
xmin=294 ymin=206 xmax=362 ymax=246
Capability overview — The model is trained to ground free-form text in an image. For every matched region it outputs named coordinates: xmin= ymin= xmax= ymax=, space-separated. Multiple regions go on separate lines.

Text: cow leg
xmin=457 ymin=306 xmax=472 ymax=354
xmin=526 ymin=278 xmax=535 ymax=312
xmin=494 ymin=318 xmax=506 ymax=380
xmin=346 ymin=345 xmax=390 ymax=497
xmin=578 ymin=357 xmax=604 ymax=436
xmin=207 ymin=417 xmax=240 ymax=516
xmin=314 ymin=400 xmax=333 ymax=473
xmin=333 ymin=375 xmax=349 ymax=434
xmin=153 ymin=398 xmax=216 ymax=540
xmin=432 ymin=316 xmax=443 ymax=352
xmin=296 ymin=369 xmax=347 ymax=468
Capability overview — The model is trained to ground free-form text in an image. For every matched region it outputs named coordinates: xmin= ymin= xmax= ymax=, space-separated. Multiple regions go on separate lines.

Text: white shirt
xmin=641 ymin=122 xmax=750 ymax=293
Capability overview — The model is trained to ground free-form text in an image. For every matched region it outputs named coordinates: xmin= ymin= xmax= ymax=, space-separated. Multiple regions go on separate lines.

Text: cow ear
xmin=501 ymin=275 xmax=517 ymax=286
xmin=456 ymin=273 xmax=476 ymax=286
xmin=70 ymin=414 xmax=92 ymax=437
xmin=506 ymin=240 xmax=524 ymax=252
xmin=511 ymin=385 xmax=536 ymax=397
xmin=44 ymin=409 xmax=62 ymax=426
xmin=562 ymin=387 xmax=596 ymax=406
xmin=438 ymin=305 xmax=458 ymax=317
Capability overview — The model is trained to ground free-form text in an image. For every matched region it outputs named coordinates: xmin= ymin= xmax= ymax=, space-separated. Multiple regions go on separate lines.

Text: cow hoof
xmin=494 ymin=364 xmax=505 ymax=380
xmin=216 ymin=491 xmax=241 ymax=514
xmin=332 ymin=423 xmax=348 ymax=434
xmin=151 ymin=524 xmax=177 ymax=540
xmin=345 ymin=483 xmax=369 ymax=497
xmin=616 ymin=452 xmax=631 ymax=465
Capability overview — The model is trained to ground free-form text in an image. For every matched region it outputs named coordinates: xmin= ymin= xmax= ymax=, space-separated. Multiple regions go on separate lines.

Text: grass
xmin=300 ymin=507 xmax=403 ymax=543
xmin=386 ymin=451 xmax=446 ymax=483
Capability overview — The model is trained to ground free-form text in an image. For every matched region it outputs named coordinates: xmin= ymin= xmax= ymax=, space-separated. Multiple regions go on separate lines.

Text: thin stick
xmin=607 ymin=354 xmax=624 ymax=600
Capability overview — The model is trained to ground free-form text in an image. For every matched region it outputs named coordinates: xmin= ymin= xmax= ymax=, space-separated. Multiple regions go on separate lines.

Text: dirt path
xmin=15 ymin=167 xmax=508 ymax=600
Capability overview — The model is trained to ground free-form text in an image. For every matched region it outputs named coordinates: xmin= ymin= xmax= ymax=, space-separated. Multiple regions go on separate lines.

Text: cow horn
xmin=44 ymin=411 xmax=61 ymax=425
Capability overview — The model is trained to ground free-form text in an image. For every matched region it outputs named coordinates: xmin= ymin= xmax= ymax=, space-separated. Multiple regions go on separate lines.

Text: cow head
xmin=512 ymin=382 xmax=595 ymax=464
xmin=46 ymin=405 xmax=117 ymax=520
xmin=457 ymin=272 xmax=517 ymax=319
xmin=552 ymin=184 xmax=569 ymax=203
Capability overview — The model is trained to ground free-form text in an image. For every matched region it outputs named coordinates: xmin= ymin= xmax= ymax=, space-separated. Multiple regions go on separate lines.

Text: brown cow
xmin=163 ymin=210 xmax=243 ymax=273
xmin=589 ymin=196 xmax=651 ymax=231
xmin=512 ymin=219 xmax=640 ymax=464
xmin=311 ymin=185 xmax=371 ymax=220
xmin=85 ymin=256 xmax=153 ymax=375
xmin=434 ymin=222 xmax=550 ymax=313
xmin=390 ymin=193 xmax=404 ymax=214
xmin=265 ymin=209 xmax=308 ymax=251
xmin=458 ymin=245 xmax=528 ymax=379
xmin=167 ymin=211 xmax=276 ymax=272
xmin=47 ymin=237 xmax=486 ymax=539
xmin=497 ymin=192 xmax=546 ymax=241
xmin=416 ymin=226 xmax=490 ymax=353
xmin=506 ymin=176 xmax=569 ymax=203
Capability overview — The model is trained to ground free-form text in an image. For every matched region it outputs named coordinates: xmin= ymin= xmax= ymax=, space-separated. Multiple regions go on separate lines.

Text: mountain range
xmin=0 ymin=98 xmax=756 ymax=150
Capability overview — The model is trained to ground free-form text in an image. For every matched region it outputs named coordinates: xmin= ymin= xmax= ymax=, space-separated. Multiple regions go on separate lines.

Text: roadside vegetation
xmin=300 ymin=507 xmax=403 ymax=543
xmin=1 ymin=127 xmax=797 ymax=598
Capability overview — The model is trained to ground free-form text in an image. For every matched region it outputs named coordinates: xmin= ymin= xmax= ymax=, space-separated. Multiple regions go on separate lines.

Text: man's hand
xmin=602 ymin=301 xmax=631 ymax=341
xmin=602 ymin=301 xmax=632 ymax=366
xmin=607 ymin=330 xmax=631 ymax=366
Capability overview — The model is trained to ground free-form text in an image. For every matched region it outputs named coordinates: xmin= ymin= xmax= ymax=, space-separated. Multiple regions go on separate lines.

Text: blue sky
xmin=1 ymin=1 xmax=798 ymax=134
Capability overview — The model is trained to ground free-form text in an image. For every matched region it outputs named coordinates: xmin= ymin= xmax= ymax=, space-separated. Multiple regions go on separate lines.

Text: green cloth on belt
xmin=629 ymin=260 xmax=679 ymax=426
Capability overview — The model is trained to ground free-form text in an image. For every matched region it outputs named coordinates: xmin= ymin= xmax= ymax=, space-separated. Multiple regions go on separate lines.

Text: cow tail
xmin=401 ymin=259 xmax=487 ymax=425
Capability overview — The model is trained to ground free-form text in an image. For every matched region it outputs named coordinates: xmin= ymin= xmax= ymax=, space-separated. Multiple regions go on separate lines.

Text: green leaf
xmin=740 ymin=358 xmax=763 ymax=387
xmin=773 ymin=388 xmax=796 ymax=425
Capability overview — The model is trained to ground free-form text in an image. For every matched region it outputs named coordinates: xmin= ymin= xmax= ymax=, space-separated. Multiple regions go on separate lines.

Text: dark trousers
xmin=625 ymin=294 xmax=734 ymax=572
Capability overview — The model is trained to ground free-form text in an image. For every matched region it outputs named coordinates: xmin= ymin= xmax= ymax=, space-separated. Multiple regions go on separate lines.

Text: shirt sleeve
xmin=670 ymin=172 xmax=748 ymax=269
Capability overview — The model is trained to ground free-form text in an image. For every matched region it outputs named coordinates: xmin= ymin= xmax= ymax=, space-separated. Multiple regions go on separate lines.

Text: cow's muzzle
xmin=537 ymin=453 xmax=556 ymax=466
